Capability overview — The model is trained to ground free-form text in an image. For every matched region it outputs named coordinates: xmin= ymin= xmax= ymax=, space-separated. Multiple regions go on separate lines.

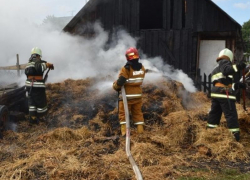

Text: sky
xmin=4 ymin=0 xmax=248 ymax=26
xmin=212 ymin=0 xmax=250 ymax=26
xmin=1 ymin=0 xmax=249 ymax=93
xmin=0 ymin=0 xmax=248 ymax=26
xmin=35 ymin=0 xmax=88 ymax=24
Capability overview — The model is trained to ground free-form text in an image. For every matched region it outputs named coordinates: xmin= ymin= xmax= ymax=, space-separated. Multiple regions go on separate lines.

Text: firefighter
xmin=207 ymin=48 xmax=246 ymax=141
xmin=25 ymin=47 xmax=54 ymax=124
xmin=113 ymin=47 xmax=146 ymax=136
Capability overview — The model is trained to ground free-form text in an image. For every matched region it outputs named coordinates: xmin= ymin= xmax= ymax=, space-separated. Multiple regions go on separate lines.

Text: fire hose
xmin=242 ymin=69 xmax=247 ymax=111
xmin=225 ymin=88 xmax=232 ymax=110
xmin=44 ymin=68 xmax=51 ymax=83
xmin=240 ymin=68 xmax=250 ymax=111
xmin=28 ymin=68 xmax=51 ymax=97
xmin=28 ymin=78 xmax=34 ymax=97
xmin=121 ymin=86 xmax=143 ymax=180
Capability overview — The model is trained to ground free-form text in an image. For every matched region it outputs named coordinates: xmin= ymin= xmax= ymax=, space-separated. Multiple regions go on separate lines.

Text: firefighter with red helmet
xmin=25 ymin=47 xmax=54 ymax=124
xmin=207 ymin=48 xmax=246 ymax=141
xmin=113 ymin=47 xmax=146 ymax=136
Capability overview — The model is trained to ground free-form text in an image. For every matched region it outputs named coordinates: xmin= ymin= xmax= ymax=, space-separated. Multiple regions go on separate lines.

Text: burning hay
xmin=1 ymin=77 xmax=250 ymax=179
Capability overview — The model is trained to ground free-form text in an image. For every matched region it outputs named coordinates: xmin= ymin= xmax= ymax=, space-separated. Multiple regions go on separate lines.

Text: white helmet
xmin=218 ymin=48 xmax=233 ymax=62
xmin=31 ymin=47 xmax=42 ymax=57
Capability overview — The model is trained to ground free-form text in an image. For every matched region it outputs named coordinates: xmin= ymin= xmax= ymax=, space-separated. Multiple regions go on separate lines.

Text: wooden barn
xmin=63 ymin=0 xmax=244 ymax=82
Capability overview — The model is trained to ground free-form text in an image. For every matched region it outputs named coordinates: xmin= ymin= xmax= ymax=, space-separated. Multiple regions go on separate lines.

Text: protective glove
xmin=236 ymin=61 xmax=246 ymax=70
xmin=234 ymin=82 xmax=246 ymax=90
xmin=245 ymin=64 xmax=250 ymax=72
xmin=113 ymin=81 xmax=121 ymax=91
xmin=46 ymin=63 xmax=54 ymax=70
xmin=117 ymin=76 xmax=127 ymax=86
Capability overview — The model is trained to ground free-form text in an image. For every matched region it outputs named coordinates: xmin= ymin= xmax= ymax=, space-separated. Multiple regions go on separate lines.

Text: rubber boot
xmin=137 ymin=124 xmax=144 ymax=134
xmin=121 ymin=124 xmax=126 ymax=136
xmin=29 ymin=116 xmax=39 ymax=125
xmin=233 ymin=132 xmax=240 ymax=142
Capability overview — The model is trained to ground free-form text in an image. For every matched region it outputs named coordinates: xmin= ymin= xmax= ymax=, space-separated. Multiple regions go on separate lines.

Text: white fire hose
xmin=121 ymin=86 xmax=143 ymax=180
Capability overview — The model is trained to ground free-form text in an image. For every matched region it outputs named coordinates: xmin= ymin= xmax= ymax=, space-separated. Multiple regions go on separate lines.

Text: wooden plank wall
xmin=173 ymin=0 xmax=183 ymax=30
xmin=138 ymin=29 xmax=195 ymax=74
xmin=67 ymin=0 xmax=241 ymax=77
xmin=94 ymin=0 xmax=139 ymax=33
xmin=185 ymin=0 xmax=194 ymax=29
xmin=194 ymin=0 xmax=239 ymax=32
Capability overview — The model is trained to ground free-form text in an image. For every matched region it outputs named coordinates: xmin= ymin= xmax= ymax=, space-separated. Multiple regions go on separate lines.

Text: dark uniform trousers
xmin=27 ymin=87 xmax=47 ymax=117
xmin=208 ymin=98 xmax=239 ymax=131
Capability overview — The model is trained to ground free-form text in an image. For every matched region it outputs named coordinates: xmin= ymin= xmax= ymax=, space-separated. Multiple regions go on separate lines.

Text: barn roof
xmin=208 ymin=0 xmax=241 ymax=27
xmin=63 ymin=0 xmax=99 ymax=32
xmin=63 ymin=0 xmax=242 ymax=33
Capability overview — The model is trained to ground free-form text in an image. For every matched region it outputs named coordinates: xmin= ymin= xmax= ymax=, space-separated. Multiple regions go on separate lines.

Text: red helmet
xmin=125 ymin=47 xmax=139 ymax=61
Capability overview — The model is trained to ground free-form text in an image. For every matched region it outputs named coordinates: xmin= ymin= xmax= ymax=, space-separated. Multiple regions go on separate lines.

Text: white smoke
xmin=0 ymin=0 xmax=196 ymax=93
xmin=141 ymin=57 xmax=196 ymax=92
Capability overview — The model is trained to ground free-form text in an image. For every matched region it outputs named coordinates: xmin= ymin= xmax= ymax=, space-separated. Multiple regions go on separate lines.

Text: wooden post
xmin=203 ymin=73 xmax=207 ymax=93
xmin=196 ymin=68 xmax=201 ymax=91
xmin=16 ymin=54 xmax=20 ymax=77
xmin=208 ymin=74 xmax=211 ymax=95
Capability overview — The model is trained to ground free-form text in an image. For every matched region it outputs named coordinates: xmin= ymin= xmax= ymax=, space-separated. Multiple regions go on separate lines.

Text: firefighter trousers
xmin=207 ymin=98 xmax=239 ymax=131
xmin=26 ymin=87 xmax=48 ymax=117
xmin=119 ymin=98 xmax=144 ymax=125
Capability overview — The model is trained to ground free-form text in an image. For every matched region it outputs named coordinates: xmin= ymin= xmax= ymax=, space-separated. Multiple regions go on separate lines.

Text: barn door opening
xmin=198 ymin=40 xmax=225 ymax=77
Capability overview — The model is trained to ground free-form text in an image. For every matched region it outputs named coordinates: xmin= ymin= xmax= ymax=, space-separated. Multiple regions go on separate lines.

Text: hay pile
xmin=1 ymin=77 xmax=250 ymax=179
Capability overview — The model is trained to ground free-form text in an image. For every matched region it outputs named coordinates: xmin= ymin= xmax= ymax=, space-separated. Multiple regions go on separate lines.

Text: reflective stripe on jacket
xmin=25 ymin=80 xmax=46 ymax=88
xmin=210 ymin=93 xmax=236 ymax=100
xmin=210 ymin=59 xmax=237 ymax=99
xmin=25 ymin=58 xmax=47 ymax=88
xmin=117 ymin=66 xmax=145 ymax=99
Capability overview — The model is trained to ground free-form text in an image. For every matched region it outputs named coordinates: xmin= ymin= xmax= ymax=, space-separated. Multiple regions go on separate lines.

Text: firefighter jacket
xmin=113 ymin=63 xmax=146 ymax=100
xmin=210 ymin=59 xmax=238 ymax=100
xmin=25 ymin=57 xmax=47 ymax=88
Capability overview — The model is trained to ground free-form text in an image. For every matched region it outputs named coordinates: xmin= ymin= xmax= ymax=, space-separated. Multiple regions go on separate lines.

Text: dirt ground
xmin=1 ymin=77 xmax=250 ymax=180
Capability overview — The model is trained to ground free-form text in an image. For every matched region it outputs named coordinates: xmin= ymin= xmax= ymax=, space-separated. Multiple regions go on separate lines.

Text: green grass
xmin=177 ymin=169 xmax=250 ymax=180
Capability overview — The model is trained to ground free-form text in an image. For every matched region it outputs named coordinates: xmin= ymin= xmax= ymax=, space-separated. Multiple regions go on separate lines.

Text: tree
xmin=242 ymin=19 xmax=250 ymax=53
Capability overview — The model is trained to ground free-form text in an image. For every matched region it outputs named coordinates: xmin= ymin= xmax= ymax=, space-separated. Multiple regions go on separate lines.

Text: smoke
xmin=141 ymin=57 xmax=196 ymax=92
xmin=0 ymin=0 xmax=196 ymax=93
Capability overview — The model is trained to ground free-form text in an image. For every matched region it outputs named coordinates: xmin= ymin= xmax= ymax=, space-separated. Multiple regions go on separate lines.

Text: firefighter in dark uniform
xmin=113 ymin=47 xmax=146 ymax=136
xmin=25 ymin=47 xmax=54 ymax=124
xmin=207 ymin=48 xmax=246 ymax=141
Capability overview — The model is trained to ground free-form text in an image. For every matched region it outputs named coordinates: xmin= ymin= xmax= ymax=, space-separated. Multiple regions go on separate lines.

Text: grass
xmin=177 ymin=169 xmax=250 ymax=180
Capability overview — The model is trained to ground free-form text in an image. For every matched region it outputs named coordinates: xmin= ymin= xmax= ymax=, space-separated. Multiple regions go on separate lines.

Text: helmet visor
xmin=126 ymin=52 xmax=139 ymax=60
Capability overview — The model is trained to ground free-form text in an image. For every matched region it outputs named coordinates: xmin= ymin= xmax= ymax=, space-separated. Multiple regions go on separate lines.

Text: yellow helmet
xmin=31 ymin=47 xmax=42 ymax=57
xmin=218 ymin=48 xmax=233 ymax=62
